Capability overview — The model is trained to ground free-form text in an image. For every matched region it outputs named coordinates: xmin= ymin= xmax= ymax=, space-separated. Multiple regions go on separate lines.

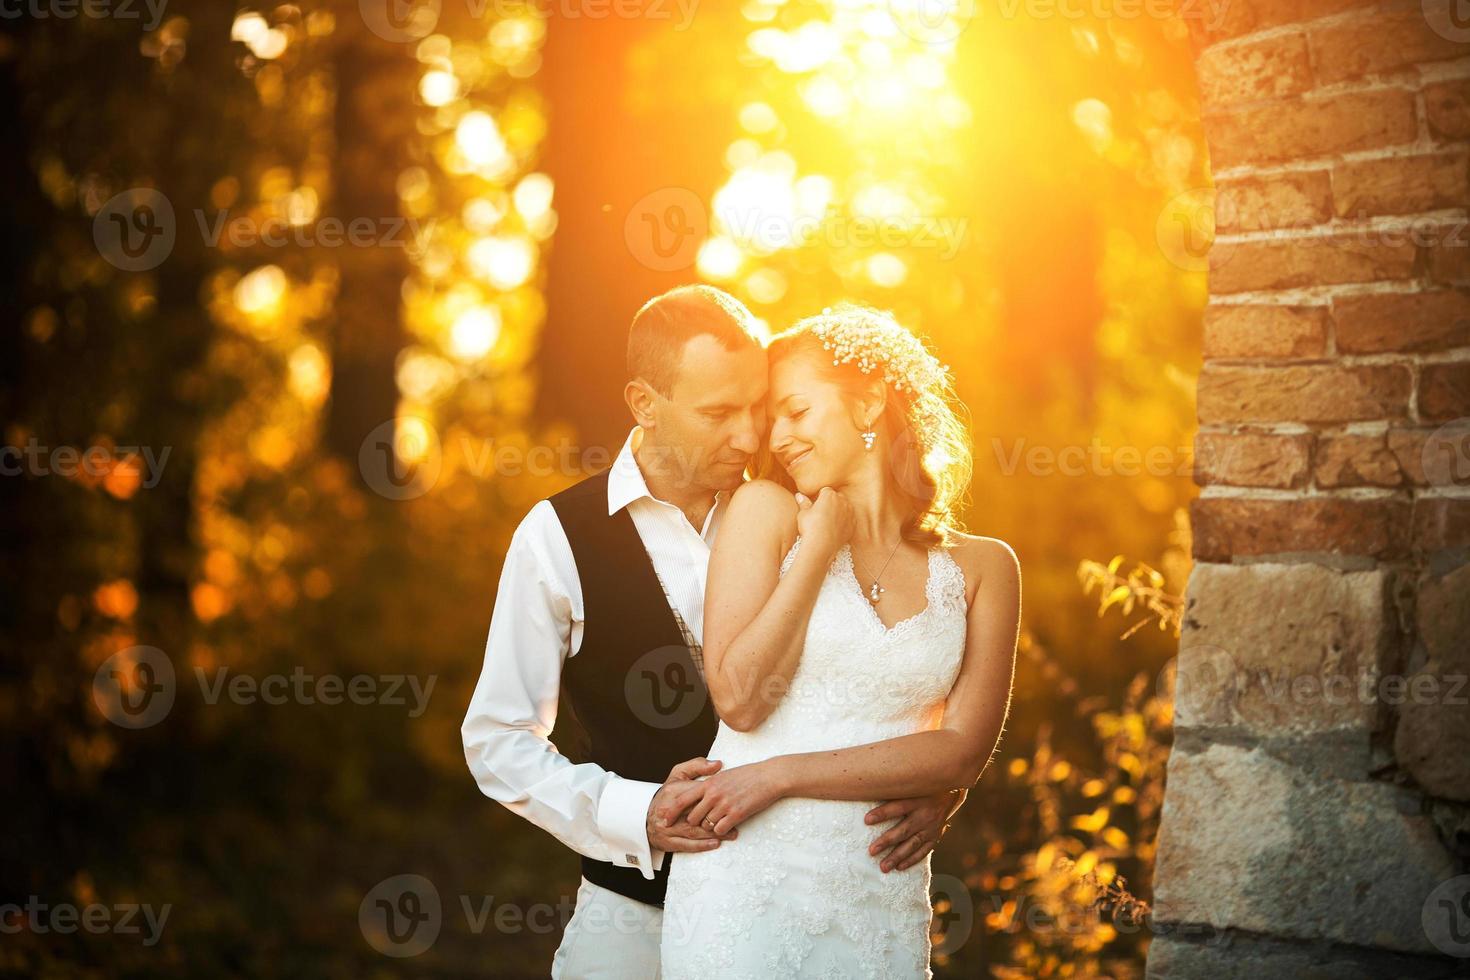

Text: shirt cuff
xmin=596 ymin=775 xmax=663 ymax=881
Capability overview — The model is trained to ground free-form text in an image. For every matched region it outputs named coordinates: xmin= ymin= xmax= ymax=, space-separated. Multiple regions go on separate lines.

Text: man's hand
xmin=646 ymin=757 xmax=738 ymax=854
xmin=865 ymin=788 xmax=966 ymax=873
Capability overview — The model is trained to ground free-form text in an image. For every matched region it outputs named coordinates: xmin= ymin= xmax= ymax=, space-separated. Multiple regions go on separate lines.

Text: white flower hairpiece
xmin=807 ymin=305 xmax=949 ymax=396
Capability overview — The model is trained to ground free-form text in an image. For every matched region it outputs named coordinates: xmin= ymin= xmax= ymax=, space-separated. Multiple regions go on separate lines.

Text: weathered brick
xmin=1204 ymin=89 xmax=1417 ymax=169
xmin=1154 ymin=744 xmax=1455 ymax=952
xmin=1332 ymin=151 xmax=1469 ymax=219
xmin=1412 ymin=420 xmax=1470 ymax=489
xmin=1182 ymin=0 xmax=1374 ymax=48
xmin=1332 ymin=290 xmax=1470 ymax=353
xmin=1426 ymin=232 xmax=1470 ymax=284
xmin=1194 ymin=430 xmax=1313 ymax=487
xmin=1216 ymin=170 xmax=1332 ymax=233
xmin=1387 ymin=428 xmax=1438 ymax=487
xmin=1314 ymin=432 xmax=1405 ymax=487
xmin=1425 ymin=79 xmax=1470 ymax=142
xmin=1412 ymin=496 xmax=1470 ymax=551
xmin=1191 ymin=495 xmax=1411 ymax=559
xmin=1175 ymin=562 xmax=1394 ymax=735
xmin=1147 ymin=938 xmax=1458 ymax=980
xmin=1198 ymin=364 xmax=1411 ymax=423
xmin=1397 ymin=562 xmax=1470 ymax=801
xmin=1202 ymin=304 xmax=1329 ymax=358
xmin=1309 ymin=6 xmax=1467 ymax=85
xmin=1420 ymin=361 xmax=1470 ymax=421
xmin=1210 ymin=232 xmax=1416 ymax=294
xmin=1196 ymin=33 xmax=1314 ymax=106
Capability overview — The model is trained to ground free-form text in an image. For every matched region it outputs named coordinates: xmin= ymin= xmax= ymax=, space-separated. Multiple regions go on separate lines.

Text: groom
xmin=462 ymin=284 xmax=966 ymax=978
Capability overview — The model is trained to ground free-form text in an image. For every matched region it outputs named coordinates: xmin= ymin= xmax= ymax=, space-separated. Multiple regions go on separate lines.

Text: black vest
xmin=549 ymin=470 xmax=719 ymax=907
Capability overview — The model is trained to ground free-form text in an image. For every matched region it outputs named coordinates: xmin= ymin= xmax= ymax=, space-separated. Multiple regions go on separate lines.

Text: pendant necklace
xmin=851 ymin=537 xmax=904 ymax=605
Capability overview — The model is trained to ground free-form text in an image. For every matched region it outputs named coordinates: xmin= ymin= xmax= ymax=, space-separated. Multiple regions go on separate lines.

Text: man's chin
xmin=704 ymin=464 xmax=750 ymax=491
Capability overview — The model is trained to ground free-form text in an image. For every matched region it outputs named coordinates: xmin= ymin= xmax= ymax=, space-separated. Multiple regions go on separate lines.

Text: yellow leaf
xmin=1070 ymin=806 xmax=1110 ymax=833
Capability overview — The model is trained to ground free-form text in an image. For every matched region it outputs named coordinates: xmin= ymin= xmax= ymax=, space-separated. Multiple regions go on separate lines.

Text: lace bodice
xmin=707 ymin=538 xmax=969 ymax=770
xmin=660 ymin=538 xmax=969 ymax=979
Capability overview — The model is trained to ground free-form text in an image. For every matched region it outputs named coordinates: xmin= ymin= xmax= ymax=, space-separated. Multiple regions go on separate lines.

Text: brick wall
xmin=1150 ymin=1 xmax=1469 ymax=975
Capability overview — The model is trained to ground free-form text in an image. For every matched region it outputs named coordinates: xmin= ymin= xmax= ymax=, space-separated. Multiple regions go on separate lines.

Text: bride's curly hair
xmin=767 ymin=304 xmax=972 ymax=547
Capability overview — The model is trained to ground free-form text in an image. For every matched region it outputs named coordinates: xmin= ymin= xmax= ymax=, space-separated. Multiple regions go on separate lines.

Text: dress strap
xmin=929 ymin=546 xmax=969 ymax=615
xmin=779 ymin=536 xmax=803 ymax=576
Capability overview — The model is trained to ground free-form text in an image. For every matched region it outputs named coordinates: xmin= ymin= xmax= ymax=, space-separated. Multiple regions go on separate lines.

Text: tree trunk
xmin=322 ymin=16 xmax=417 ymax=467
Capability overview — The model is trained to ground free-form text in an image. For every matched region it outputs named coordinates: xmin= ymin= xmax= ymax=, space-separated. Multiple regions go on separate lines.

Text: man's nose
xmin=729 ymin=416 xmax=762 ymax=456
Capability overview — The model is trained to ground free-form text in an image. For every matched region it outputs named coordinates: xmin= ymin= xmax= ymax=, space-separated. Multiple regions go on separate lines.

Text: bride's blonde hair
xmin=768 ymin=304 xmax=972 ymax=547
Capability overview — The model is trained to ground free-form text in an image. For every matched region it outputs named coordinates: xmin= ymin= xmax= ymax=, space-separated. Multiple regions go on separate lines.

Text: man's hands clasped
xmin=648 ymin=756 xmax=965 ymax=874
xmin=646 ymin=757 xmax=738 ymax=854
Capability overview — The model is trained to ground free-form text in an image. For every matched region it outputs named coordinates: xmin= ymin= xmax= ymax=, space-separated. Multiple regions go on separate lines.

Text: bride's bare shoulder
xmin=729 ymin=479 xmax=798 ymax=518
xmin=723 ymin=479 xmax=798 ymax=534
xmin=944 ymin=531 xmax=1020 ymax=605
xmin=716 ymin=480 xmax=799 ymax=562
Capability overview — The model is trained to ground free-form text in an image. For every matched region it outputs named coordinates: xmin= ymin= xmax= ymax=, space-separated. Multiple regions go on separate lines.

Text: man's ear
xmin=624 ymin=379 xmax=659 ymax=430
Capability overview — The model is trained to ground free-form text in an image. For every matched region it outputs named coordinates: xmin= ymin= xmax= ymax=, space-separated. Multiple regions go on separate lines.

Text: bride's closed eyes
xmin=771 ymin=393 xmax=811 ymax=421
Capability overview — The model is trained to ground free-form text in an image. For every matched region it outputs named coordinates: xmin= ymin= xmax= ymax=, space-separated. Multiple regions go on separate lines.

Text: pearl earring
xmin=861 ymin=429 xmax=876 ymax=451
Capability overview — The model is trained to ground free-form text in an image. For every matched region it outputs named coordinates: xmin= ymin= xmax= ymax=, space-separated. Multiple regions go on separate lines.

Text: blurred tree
xmin=534 ymin=11 xmax=740 ymax=449
xmin=321 ymin=13 xmax=416 ymax=468
xmin=2 ymin=0 xmax=250 ymax=910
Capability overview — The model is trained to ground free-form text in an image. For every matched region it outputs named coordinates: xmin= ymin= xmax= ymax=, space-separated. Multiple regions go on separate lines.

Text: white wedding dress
xmin=660 ymin=538 xmax=968 ymax=979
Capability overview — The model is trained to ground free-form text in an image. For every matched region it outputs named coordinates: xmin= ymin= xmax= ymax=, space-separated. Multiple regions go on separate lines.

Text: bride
xmin=658 ymin=305 xmax=1021 ymax=978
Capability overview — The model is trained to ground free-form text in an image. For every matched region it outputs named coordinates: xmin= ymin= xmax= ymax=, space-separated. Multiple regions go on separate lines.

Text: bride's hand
xmin=648 ymin=757 xmax=739 ymax=853
xmin=663 ymin=759 xmax=790 ymax=836
xmin=795 ymin=487 xmax=854 ymax=562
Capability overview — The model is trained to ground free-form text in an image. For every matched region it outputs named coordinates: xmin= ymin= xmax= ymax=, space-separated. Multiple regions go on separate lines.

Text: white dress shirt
xmin=462 ymin=427 xmax=727 ymax=881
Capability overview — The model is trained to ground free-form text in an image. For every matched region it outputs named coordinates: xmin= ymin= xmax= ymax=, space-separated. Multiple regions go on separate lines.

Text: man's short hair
xmin=627 ymin=285 xmax=765 ymax=397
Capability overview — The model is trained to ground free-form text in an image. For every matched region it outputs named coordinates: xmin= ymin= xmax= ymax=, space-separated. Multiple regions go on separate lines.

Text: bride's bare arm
xmin=680 ymin=536 xmax=1020 ymax=831
xmin=702 ymin=480 xmax=848 ymax=731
